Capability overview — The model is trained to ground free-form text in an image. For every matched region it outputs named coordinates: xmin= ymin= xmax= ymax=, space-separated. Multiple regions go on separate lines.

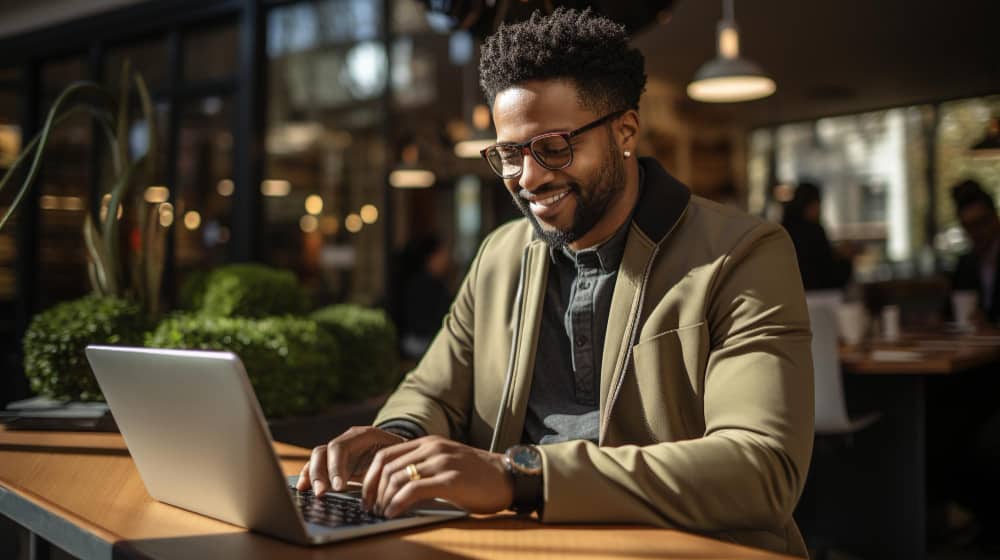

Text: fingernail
xmin=332 ymin=476 xmax=343 ymax=491
xmin=312 ymin=481 xmax=322 ymax=494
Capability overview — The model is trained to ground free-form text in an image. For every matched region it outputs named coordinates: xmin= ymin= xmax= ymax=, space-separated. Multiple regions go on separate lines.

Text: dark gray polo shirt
xmin=521 ymin=200 xmax=636 ymax=445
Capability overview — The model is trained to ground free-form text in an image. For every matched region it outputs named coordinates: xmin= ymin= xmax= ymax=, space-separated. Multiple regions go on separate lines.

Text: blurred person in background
xmin=394 ymin=235 xmax=454 ymax=359
xmin=951 ymin=179 xmax=1000 ymax=325
xmin=781 ymin=181 xmax=854 ymax=291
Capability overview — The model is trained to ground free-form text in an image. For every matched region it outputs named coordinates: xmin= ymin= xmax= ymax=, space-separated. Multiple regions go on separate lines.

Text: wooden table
xmin=815 ymin=331 xmax=1000 ymax=559
xmin=0 ymin=429 xmax=792 ymax=560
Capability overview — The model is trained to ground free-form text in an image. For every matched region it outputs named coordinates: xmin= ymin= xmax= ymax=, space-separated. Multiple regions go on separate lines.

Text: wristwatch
xmin=503 ymin=444 xmax=543 ymax=515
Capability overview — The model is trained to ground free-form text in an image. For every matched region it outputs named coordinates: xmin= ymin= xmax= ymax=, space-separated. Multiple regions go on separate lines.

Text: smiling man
xmin=298 ymin=8 xmax=814 ymax=557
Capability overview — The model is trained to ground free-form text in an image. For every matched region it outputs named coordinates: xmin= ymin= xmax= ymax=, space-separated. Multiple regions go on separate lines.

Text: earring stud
xmin=624 ymin=150 xmax=631 ymax=158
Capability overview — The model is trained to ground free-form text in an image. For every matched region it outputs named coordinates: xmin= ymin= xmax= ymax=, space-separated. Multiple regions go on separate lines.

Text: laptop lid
xmin=84 ymin=345 xmax=311 ymax=544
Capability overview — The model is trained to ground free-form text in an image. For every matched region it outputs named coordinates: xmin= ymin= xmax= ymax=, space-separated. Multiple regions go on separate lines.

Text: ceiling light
xmin=305 ymin=194 xmax=323 ymax=215
xmin=688 ymin=0 xmax=775 ymax=103
xmin=261 ymin=179 xmax=291 ymax=197
xmin=389 ymin=169 xmax=435 ymax=189
xmin=144 ymin=186 xmax=170 ymax=203
xmin=217 ymin=179 xmax=234 ymax=197
xmin=454 ymin=138 xmax=495 ymax=159
xmin=360 ymin=204 xmax=379 ymax=224
xmin=184 ymin=211 xmax=202 ymax=230
xmin=345 ymin=213 xmax=363 ymax=233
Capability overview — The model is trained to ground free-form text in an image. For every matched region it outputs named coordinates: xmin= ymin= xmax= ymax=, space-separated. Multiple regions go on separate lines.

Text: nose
xmin=517 ymin=151 xmax=555 ymax=194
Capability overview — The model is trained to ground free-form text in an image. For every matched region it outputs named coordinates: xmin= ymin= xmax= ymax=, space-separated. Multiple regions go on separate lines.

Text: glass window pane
xmin=174 ymin=97 xmax=234 ymax=297
xmin=0 ymin=87 xmax=21 ymax=319
xmin=36 ymin=110 xmax=94 ymax=308
xmin=183 ymin=22 xmax=239 ymax=83
xmin=267 ymin=0 xmax=390 ymax=305
xmin=755 ymin=106 xmax=931 ymax=281
xmin=42 ymin=56 xmax=88 ymax=99
xmin=935 ymin=95 xmax=1000 ymax=261
xmin=105 ymin=36 xmax=170 ymax=93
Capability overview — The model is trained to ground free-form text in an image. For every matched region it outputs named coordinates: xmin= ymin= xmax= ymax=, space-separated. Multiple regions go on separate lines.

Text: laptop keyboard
xmin=290 ymin=487 xmax=410 ymax=527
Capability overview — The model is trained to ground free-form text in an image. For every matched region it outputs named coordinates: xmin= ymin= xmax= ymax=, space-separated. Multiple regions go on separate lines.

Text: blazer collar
xmin=632 ymin=157 xmax=691 ymax=246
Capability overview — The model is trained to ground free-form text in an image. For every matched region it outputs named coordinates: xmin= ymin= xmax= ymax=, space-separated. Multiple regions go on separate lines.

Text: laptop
xmin=84 ymin=345 xmax=466 ymax=545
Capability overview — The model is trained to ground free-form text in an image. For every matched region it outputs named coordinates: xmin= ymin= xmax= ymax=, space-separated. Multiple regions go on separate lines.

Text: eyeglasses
xmin=480 ymin=111 xmax=625 ymax=179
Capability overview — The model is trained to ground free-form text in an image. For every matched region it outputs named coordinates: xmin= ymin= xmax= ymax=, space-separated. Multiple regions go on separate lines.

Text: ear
xmin=615 ymin=109 xmax=640 ymax=155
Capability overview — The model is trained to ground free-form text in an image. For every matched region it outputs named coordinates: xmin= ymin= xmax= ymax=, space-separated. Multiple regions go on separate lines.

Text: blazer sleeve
xmin=372 ymin=231 xmax=495 ymax=440
xmin=538 ymin=223 xmax=815 ymax=534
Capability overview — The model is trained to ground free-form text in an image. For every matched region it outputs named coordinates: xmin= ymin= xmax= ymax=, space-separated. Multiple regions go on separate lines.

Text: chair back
xmin=806 ymin=298 xmax=853 ymax=434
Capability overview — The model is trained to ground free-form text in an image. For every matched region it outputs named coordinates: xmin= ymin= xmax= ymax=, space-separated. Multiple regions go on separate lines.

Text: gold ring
xmin=406 ymin=463 xmax=421 ymax=482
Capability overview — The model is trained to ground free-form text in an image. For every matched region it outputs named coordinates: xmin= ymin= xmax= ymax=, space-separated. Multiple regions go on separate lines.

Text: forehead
xmin=492 ymin=80 xmax=596 ymax=142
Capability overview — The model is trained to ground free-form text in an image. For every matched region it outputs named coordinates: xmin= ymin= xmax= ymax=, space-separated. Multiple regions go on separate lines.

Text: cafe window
xmin=934 ymin=95 xmax=1000 ymax=260
xmin=174 ymin=96 xmax=235 ymax=291
xmin=266 ymin=0 xmax=392 ymax=306
xmin=105 ymin=36 xmax=171 ymax=94
xmin=183 ymin=22 xmax=239 ymax=83
xmin=0 ymin=81 xmax=20 ymax=317
xmin=749 ymin=106 xmax=933 ymax=281
xmin=37 ymin=55 xmax=95 ymax=310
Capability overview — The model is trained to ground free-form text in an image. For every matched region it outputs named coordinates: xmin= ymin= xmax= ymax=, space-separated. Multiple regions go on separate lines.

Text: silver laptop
xmin=84 ymin=345 xmax=466 ymax=545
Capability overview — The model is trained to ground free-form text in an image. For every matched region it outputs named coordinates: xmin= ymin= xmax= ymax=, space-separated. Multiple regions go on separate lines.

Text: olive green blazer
xmin=375 ymin=158 xmax=814 ymax=557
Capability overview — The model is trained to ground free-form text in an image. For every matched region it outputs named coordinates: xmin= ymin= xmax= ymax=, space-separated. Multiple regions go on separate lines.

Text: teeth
xmin=532 ymin=191 xmax=569 ymax=207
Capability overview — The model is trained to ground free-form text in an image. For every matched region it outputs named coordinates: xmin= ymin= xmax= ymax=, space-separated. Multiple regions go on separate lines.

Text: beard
xmin=511 ymin=138 xmax=626 ymax=249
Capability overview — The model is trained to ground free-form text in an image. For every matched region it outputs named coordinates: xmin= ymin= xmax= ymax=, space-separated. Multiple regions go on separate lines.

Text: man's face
xmin=959 ymin=201 xmax=1000 ymax=256
xmin=491 ymin=80 xmax=626 ymax=249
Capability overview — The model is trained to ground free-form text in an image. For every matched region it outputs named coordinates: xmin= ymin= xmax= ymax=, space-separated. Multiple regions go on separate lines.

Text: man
xmin=951 ymin=179 xmax=1000 ymax=325
xmin=298 ymin=8 xmax=814 ymax=557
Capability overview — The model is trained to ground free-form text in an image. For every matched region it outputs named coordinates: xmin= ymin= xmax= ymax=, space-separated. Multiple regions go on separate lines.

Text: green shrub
xmin=177 ymin=269 xmax=211 ymax=311
xmin=146 ymin=314 xmax=338 ymax=417
xmin=198 ymin=264 xmax=307 ymax=318
xmin=23 ymin=295 xmax=148 ymax=401
xmin=311 ymin=304 xmax=399 ymax=401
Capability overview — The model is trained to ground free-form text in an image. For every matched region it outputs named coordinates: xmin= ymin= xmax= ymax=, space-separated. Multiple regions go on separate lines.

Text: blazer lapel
xmin=493 ymin=240 xmax=549 ymax=451
xmin=598 ymin=226 xmax=655 ymax=443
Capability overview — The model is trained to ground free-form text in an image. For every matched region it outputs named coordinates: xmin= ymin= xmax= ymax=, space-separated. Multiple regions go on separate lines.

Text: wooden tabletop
xmin=841 ymin=330 xmax=1000 ymax=375
xmin=0 ymin=429 xmax=792 ymax=559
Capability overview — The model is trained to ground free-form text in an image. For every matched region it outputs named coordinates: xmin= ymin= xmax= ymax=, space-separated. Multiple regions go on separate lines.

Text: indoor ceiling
xmin=633 ymin=0 xmax=1000 ymax=127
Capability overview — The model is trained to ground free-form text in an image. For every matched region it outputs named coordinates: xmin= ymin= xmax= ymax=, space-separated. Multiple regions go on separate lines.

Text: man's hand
xmin=296 ymin=426 xmax=405 ymax=495
xmin=361 ymin=435 xmax=514 ymax=518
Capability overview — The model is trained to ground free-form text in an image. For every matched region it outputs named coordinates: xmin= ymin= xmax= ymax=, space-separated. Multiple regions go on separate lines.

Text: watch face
xmin=508 ymin=445 xmax=542 ymax=474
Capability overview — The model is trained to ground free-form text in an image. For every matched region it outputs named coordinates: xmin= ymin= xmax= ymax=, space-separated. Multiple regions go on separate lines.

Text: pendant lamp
xmin=687 ymin=0 xmax=775 ymax=103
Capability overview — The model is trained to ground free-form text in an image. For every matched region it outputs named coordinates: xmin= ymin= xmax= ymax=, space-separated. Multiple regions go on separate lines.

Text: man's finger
xmin=376 ymin=449 xmax=445 ymax=516
xmin=361 ymin=440 xmax=421 ymax=511
xmin=307 ymin=445 xmax=329 ymax=495
xmin=296 ymin=461 xmax=311 ymax=491
xmin=383 ymin=472 xmax=454 ymax=519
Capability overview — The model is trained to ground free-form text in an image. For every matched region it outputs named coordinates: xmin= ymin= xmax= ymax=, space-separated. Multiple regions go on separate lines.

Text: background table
xmin=811 ymin=330 xmax=1000 ymax=559
xmin=0 ymin=429 xmax=793 ymax=559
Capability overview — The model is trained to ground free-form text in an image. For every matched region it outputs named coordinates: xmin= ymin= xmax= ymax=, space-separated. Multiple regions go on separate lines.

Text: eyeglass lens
xmin=487 ymin=134 xmax=572 ymax=178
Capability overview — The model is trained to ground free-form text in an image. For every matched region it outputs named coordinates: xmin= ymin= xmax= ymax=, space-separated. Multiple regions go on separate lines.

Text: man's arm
xmin=372 ymin=230 xmax=497 ymax=439
xmin=539 ymin=223 xmax=814 ymax=532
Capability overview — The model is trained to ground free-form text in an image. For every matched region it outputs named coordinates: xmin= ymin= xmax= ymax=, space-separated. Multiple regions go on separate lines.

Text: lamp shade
xmin=687 ymin=55 xmax=776 ymax=103
xmin=687 ymin=2 xmax=775 ymax=103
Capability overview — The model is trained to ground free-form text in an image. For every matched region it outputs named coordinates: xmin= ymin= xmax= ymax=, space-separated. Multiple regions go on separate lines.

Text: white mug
xmin=881 ymin=305 xmax=901 ymax=342
xmin=952 ymin=290 xmax=978 ymax=331
xmin=835 ymin=303 xmax=869 ymax=347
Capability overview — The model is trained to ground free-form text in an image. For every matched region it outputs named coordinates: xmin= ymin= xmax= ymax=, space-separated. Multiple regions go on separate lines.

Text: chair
xmin=799 ymin=298 xmax=882 ymax=559
xmin=806 ymin=298 xmax=880 ymax=434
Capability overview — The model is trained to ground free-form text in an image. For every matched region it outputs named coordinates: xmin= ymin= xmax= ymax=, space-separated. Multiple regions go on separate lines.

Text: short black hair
xmin=479 ymin=7 xmax=647 ymax=114
xmin=951 ymin=179 xmax=996 ymax=213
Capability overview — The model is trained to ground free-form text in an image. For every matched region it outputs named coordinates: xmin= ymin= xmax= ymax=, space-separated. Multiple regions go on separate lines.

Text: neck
xmin=568 ymin=160 xmax=640 ymax=251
